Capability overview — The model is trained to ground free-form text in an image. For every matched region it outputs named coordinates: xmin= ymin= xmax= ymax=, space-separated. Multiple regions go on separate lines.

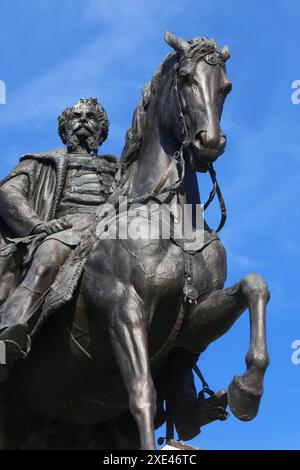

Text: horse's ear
xmin=164 ymin=31 xmax=190 ymax=54
xmin=221 ymin=46 xmax=231 ymax=61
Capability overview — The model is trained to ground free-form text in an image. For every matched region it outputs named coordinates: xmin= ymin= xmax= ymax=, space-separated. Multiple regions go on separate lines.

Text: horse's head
xmin=164 ymin=32 xmax=232 ymax=171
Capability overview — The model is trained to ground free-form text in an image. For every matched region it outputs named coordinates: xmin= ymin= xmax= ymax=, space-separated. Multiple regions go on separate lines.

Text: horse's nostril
xmin=198 ymin=130 xmax=222 ymax=149
xmin=195 ymin=132 xmax=203 ymax=142
xmin=199 ymin=131 xmax=215 ymax=147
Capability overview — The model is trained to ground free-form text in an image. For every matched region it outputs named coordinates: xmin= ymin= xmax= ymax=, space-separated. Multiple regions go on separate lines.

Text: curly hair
xmin=58 ymin=97 xmax=110 ymax=146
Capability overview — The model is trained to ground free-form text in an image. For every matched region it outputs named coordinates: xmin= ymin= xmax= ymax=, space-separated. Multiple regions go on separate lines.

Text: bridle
xmin=102 ymin=49 xmax=227 ymax=232
xmin=170 ymin=50 xmax=227 ymax=233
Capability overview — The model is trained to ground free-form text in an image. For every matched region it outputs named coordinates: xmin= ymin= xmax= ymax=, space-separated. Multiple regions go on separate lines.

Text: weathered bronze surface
xmin=0 ymin=32 xmax=270 ymax=450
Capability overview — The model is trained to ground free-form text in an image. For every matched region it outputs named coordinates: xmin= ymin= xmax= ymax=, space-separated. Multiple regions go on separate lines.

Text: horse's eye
xmin=179 ymin=72 xmax=191 ymax=84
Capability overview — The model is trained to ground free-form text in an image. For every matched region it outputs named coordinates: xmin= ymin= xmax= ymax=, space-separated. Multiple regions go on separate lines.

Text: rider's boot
xmin=0 ymin=324 xmax=30 ymax=384
xmin=168 ymin=369 xmax=201 ymax=441
xmin=0 ymin=285 xmax=40 ymax=384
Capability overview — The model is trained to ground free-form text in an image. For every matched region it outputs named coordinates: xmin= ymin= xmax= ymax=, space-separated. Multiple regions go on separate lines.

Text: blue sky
xmin=0 ymin=0 xmax=299 ymax=450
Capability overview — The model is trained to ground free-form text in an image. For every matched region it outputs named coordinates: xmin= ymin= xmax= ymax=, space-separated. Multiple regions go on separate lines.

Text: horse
xmin=0 ymin=32 xmax=270 ymax=450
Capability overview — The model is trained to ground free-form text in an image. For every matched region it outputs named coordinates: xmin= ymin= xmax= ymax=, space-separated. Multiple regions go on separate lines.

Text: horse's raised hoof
xmin=228 ymin=375 xmax=263 ymax=421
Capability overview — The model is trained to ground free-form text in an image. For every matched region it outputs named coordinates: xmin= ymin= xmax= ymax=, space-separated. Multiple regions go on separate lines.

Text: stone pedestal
xmin=162 ymin=440 xmax=200 ymax=450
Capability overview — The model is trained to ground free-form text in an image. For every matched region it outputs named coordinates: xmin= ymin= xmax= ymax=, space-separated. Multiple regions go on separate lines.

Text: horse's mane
xmin=120 ymin=37 xmax=222 ymax=174
xmin=119 ymin=54 xmax=173 ymax=172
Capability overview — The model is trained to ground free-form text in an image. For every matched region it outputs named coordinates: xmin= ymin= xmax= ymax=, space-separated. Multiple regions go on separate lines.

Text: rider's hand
xmin=33 ymin=218 xmax=72 ymax=236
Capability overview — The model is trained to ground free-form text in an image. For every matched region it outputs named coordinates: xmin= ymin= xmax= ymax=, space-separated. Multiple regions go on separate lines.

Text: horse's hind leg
xmin=177 ymin=273 xmax=270 ymax=421
xmin=107 ymin=288 xmax=156 ymax=450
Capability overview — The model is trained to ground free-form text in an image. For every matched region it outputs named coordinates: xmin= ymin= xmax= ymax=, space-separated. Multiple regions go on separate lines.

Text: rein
xmin=97 ymin=145 xmax=186 ymax=225
xmin=206 ymin=164 xmax=227 ymax=233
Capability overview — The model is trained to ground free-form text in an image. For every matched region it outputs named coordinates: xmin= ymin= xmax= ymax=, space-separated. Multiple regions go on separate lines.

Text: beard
xmin=65 ymin=124 xmax=101 ymax=152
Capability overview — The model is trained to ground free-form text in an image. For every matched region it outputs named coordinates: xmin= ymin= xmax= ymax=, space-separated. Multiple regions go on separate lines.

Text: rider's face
xmin=65 ymin=103 xmax=103 ymax=153
xmin=69 ymin=103 xmax=102 ymax=140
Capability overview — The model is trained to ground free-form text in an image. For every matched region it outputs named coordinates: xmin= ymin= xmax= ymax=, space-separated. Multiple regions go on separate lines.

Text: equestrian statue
xmin=0 ymin=32 xmax=270 ymax=450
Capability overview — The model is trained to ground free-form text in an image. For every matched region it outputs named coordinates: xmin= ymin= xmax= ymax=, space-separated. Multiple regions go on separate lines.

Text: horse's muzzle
xmin=191 ymin=132 xmax=227 ymax=166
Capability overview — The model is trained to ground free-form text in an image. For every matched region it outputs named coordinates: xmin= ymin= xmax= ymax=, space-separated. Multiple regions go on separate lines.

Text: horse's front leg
xmin=228 ymin=274 xmax=270 ymax=421
xmin=177 ymin=273 xmax=270 ymax=421
xmin=107 ymin=287 xmax=156 ymax=450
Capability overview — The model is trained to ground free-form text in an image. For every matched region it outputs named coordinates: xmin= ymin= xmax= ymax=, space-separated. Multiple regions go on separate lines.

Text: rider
xmin=0 ymin=98 xmax=118 ymax=382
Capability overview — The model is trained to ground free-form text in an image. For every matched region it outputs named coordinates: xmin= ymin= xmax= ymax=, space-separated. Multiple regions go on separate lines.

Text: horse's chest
xmin=129 ymin=239 xmax=184 ymax=291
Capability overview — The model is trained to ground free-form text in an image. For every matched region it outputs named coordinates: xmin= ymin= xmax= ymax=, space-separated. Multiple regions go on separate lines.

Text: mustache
xmin=72 ymin=122 xmax=93 ymax=134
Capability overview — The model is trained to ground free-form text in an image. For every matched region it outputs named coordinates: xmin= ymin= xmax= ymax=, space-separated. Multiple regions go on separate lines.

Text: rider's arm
xmin=0 ymin=171 xmax=43 ymax=237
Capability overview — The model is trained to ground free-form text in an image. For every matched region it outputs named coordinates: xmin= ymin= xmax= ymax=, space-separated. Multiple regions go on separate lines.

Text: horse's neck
xmin=120 ymin=121 xmax=201 ymax=230
xmin=119 ymin=72 xmax=200 ymax=221
xmin=125 ymin=120 xmax=179 ymax=200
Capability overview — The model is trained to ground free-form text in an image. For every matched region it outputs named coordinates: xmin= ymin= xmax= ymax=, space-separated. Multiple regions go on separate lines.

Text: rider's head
xmin=58 ymin=98 xmax=109 ymax=154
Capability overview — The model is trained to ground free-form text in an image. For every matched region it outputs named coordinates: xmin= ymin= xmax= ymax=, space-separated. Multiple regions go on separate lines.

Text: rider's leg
xmin=0 ymin=240 xmax=71 ymax=329
xmin=167 ymin=361 xmax=201 ymax=441
xmin=0 ymin=240 xmax=71 ymax=383
xmin=154 ymin=348 xmax=201 ymax=440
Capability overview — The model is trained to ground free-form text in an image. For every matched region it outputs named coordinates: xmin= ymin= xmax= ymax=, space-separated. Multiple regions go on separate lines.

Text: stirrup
xmin=197 ymin=388 xmax=229 ymax=427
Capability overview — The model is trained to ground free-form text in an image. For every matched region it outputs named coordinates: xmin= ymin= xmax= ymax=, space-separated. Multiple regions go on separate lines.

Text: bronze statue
xmin=0 ymin=32 xmax=270 ymax=450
